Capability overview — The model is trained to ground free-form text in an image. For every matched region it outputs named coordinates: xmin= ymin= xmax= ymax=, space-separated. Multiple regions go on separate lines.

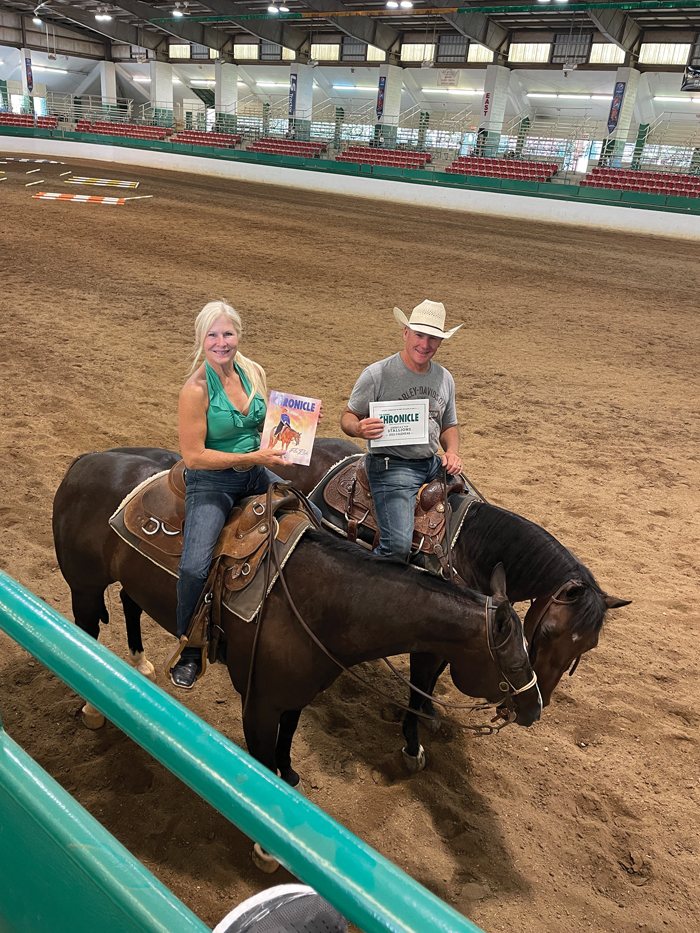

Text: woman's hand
xmin=255 ymin=448 xmax=290 ymax=470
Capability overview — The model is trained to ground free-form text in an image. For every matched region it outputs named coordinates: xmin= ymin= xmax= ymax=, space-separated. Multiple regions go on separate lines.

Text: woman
xmin=172 ymin=300 xmax=289 ymax=689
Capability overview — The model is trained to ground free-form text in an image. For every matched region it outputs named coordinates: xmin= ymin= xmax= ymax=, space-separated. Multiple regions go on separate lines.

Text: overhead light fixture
xmin=400 ymin=0 xmax=413 ymax=7
xmin=95 ymin=10 xmax=112 ymax=21
xmin=268 ymin=4 xmax=279 ymax=11
xmin=32 ymin=64 xmax=68 ymax=73
xmin=554 ymin=0 xmax=568 ymax=3
xmin=423 ymin=88 xmax=482 ymax=95
xmin=133 ymin=76 xmax=150 ymax=82
xmin=332 ymin=84 xmax=374 ymax=90
xmin=173 ymin=1 xmax=188 ymax=16
xmin=385 ymin=1 xmax=399 ymax=7
xmin=537 ymin=0 xmax=551 ymax=3
xmin=173 ymin=9 xmax=183 ymax=17
xmin=278 ymin=3 xmax=289 ymax=10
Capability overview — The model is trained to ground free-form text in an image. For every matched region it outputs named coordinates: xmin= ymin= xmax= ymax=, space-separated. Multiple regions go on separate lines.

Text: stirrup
xmin=163 ymin=635 xmax=207 ymax=680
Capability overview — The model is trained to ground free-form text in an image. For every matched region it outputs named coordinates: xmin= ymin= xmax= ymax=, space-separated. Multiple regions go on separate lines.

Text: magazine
xmin=261 ymin=390 xmax=322 ymax=467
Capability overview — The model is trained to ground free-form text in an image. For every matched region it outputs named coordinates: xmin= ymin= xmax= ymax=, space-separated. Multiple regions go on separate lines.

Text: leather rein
xmin=243 ymin=484 xmax=538 ymax=736
xmin=524 ymin=579 xmax=585 ymax=677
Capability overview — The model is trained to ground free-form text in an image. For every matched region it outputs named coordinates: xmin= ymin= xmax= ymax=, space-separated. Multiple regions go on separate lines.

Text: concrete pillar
xmin=215 ymin=61 xmax=238 ymax=133
xmin=601 ymin=67 xmax=640 ymax=166
xmin=149 ymin=61 xmax=173 ymax=126
xmin=19 ymin=48 xmax=34 ymax=113
xmin=98 ymin=61 xmax=117 ymax=114
xmin=288 ymin=63 xmax=313 ymax=140
xmin=631 ymin=72 xmax=655 ymax=169
xmin=478 ymin=64 xmax=510 ymax=157
xmin=373 ymin=63 xmax=402 ymax=148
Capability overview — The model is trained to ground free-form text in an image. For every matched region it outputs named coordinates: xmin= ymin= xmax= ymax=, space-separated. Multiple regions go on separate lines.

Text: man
xmin=340 ymin=300 xmax=463 ymax=562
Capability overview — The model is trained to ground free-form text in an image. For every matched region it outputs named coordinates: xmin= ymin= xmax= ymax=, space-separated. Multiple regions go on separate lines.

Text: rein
xmin=524 ymin=579 xmax=584 ymax=674
xmin=244 ymin=485 xmax=538 ymax=736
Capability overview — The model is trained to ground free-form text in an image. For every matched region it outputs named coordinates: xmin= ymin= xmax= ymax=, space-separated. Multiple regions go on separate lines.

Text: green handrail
xmin=0 ymin=569 xmax=485 ymax=933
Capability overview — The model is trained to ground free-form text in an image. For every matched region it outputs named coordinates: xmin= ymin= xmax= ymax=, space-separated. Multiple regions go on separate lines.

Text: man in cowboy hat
xmin=340 ymin=300 xmax=463 ymax=562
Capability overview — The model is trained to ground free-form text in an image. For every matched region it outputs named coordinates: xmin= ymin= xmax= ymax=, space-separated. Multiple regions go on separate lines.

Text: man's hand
xmin=354 ymin=417 xmax=385 ymax=440
xmin=441 ymin=451 xmax=463 ymax=475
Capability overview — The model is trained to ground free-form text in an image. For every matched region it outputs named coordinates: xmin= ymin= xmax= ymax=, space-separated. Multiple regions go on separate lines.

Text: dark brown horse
xmin=53 ymin=447 xmax=541 ymax=787
xmin=280 ymin=439 xmax=631 ymax=768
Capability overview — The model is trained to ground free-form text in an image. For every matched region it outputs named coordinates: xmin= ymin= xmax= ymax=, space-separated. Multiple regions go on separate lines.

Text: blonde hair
xmin=189 ymin=300 xmax=267 ymax=404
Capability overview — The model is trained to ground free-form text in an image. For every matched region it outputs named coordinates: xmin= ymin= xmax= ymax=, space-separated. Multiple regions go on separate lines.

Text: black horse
xmin=53 ymin=447 xmax=541 ymax=792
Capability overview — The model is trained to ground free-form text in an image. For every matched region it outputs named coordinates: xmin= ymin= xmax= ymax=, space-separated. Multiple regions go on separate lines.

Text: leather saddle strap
xmin=345 ymin=473 xmax=359 ymax=542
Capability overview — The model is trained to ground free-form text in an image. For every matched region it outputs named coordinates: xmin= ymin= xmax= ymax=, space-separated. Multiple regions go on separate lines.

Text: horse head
xmin=524 ymin=582 xmax=631 ymax=706
xmin=450 ymin=564 xmax=542 ymax=728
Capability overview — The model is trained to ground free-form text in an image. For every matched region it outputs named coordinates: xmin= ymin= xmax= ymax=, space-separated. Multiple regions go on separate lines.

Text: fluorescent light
xmin=591 ymin=95 xmax=612 ymax=101
xmin=654 ymin=95 xmax=700 ymax=103
xmin=423 ymin=88 xmax=482 ymax=95
xmin=133 ymin=76 xmax=150 ymax=82
xmin=527 ymin=93 xmax=559 ymax=98
xmin=332 ymin=84 xmax=374 ymax=90
xmin=33 ymin=65 xmax=69 ymax=74
xmin=527 ymin=92 xmax=613 ymax=101
xmin=256 ymin=81 xmax=289 ymax=88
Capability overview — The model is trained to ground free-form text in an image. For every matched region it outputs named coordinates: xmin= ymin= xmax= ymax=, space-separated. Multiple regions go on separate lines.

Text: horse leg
xmin=120 ymin=589 xmax=156 ymax=682
xmin=401 ymin=654 xmax=447 ymax=772
xmin=275 ymin=709 xmax=302 ymax=788
xmin=420 ymin=659 xmax=449 ymax=731
xmin=242 ymin=700 xmax=284 ymax=874
xmin=69 ymin=585 xmax=110 ymax=730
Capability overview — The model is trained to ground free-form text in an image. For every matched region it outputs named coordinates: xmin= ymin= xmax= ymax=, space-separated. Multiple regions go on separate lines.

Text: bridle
xmin=244 ymin=486 xmax=539 ymax=736
xmin=524 ymin=579 xmax=585 ymax=677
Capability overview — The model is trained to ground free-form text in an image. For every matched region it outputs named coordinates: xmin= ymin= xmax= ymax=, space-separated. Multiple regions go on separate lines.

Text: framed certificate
xmin=368 ymin=398 xmax=429 ymax=449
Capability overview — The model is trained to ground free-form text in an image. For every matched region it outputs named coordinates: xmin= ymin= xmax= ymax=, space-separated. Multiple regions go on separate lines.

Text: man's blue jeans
xmin=365 ymin=454 xmax=441 ymax=562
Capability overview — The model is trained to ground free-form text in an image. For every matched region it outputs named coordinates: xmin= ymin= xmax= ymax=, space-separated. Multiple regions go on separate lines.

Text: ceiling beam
xmin=198 ymin=0 xmax=309 ymax=53
xmin=298 ymin=0 xmax=400 ymax=54
xmin=109 ymin=0 xmax=229 ymax=51
xmin=39 ymin=2 xmax=165 ymax=53
xmin=587 ymin=7 xmax=642 ymax=55
xmin=441 ymin=11 xmax=509 ymax=54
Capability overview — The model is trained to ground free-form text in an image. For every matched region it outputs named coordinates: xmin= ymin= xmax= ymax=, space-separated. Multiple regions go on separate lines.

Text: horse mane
xmin=462 ymin=502 xmax=608 ymax=636
xmin=306 ymin=528 xmax=486 ymax=605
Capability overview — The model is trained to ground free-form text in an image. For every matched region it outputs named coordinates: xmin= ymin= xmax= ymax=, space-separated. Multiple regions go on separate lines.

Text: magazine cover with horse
xmin=262 ymin=390 xmax=322 ymax=466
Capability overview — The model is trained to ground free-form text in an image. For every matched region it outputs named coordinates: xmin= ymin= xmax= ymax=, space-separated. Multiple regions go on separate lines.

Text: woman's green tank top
xmin=205 ymin=361 xmax=266 ymax=454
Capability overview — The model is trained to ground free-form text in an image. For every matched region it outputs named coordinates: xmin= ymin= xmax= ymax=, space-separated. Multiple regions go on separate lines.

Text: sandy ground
xmin=0 ymin=152 xmax=699 ymax=933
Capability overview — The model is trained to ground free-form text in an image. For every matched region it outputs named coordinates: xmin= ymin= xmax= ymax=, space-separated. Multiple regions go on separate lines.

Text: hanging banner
xmin=376 ymin=75 xmax=386 ymax=119
xmin=25 ymin=57 xmax=34 ymax=95
xmin=681 ymin=64 xmax=700 ymax=92
xmin=607 ymin=81 xmax=626 ymax=136
xmin=438 ymin=69 xmax=459 ymax=87
xmin=288 ymin=73 xmax=297 ymax=117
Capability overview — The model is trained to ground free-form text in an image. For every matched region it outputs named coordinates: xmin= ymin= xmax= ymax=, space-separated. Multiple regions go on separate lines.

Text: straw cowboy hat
xmin=393 ymin=300 xmax=463 ymax=340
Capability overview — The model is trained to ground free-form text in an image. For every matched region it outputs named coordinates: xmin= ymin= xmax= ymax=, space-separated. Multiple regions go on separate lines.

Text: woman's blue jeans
xmin=176 ymin=466 xmax=278 ymax=638
xmin=365 ymin=454 xmax=441 ymax=562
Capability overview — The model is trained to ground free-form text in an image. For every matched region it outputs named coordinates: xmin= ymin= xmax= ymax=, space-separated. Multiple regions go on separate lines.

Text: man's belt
xmin=368 ymin=453 xmax=433 ymax=463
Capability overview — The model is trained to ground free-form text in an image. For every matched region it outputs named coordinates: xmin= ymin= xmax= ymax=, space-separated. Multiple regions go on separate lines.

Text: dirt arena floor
xmin=0 ymin=152 xmax=698 ymax=933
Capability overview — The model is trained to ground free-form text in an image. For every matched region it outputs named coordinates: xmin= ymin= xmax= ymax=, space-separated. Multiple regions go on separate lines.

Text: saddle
xmin=316 ymin=455 xmax=474 ymax=578
xmin=108 ymin=461 xmax=316 ymax=679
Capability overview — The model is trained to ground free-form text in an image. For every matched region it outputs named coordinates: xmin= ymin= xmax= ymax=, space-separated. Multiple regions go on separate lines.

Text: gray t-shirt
xmin=348 ymin=352 xmax=458 ymax=459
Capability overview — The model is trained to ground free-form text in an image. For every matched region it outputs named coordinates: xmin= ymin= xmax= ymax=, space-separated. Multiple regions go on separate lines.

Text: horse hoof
xmin=425 ymin=716 xmax=442 ymax=735
xmin=81 ymin=702 xmax=106 ymax=730
xmin=129 ymin=651 xmax=157 ymax=682
xmin=252 ymin=843 xmax=279 ymax=874
xmin=402 ymin=745 xmax=426 ymax=773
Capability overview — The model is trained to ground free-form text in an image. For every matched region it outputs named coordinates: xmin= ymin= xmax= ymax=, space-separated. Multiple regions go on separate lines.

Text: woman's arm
xmin=178 ymin=383 xmax=287 ymax=471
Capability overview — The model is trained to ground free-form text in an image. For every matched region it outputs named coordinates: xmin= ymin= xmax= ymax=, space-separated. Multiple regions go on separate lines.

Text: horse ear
xmin=494 ymin=599 xmax=511 ymax=634
xmin=489 ymin=562 xmax=507 ymax=601
xmin=604 ymin=594 xmax=632 ymax=609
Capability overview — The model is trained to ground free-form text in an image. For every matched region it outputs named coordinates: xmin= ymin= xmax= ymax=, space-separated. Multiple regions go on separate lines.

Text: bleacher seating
xmin=247 ymin=137 xmax=327 ymax=157
xmin=446 ymin=155 xmax=557 ymax=182
xmin=336 ymin=146 xmax=430 ymax=169
xmin=0 ymin=112 xmax=40 ymax=127
xmin=87 ymin=121 xmax=169 ymax=140
xmin=580 ymin=166 xmax=700 ymax=198
xmin=172 ymin=130 xmax=240 ymax=148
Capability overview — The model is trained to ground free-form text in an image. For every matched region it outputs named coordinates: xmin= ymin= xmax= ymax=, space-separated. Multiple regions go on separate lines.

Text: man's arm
xmin=439 ymin=425 xmax=462 ymax=475
xmin=340 ymin=407 xmax=385 ymax=441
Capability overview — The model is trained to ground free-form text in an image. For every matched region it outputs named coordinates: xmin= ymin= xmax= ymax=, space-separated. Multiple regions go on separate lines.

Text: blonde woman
xmin=172 ymin=300 xmax=288 ymax=689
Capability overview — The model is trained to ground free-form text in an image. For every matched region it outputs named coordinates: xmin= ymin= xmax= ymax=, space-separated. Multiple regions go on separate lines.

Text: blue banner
xmin=25 ymin=57 xmax=33 ymax=95
xmin=607 ymin=81 xmax=626 ymax=135
xmin=376 ymin=75 xmax=386 ymax=120
xmin=288 ymin=73 xmax=297 ymax=117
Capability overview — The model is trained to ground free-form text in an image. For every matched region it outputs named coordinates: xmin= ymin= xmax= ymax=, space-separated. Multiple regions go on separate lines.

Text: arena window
xmin=169 ymin=44 xmax=190 ymax=59
xmin=508 ymin=42 xmax=552 ymax=64
xmin=638 ymin=43 xmax=691 ymax=66
xmin=467 ymin=43 xmax=494 ymax=63
xmin=311 ymin=43 xmax=340 ymax=61
xmin=282 ymin=47 xmax=295 ymax=60
xmin=191 ymin=43 xmax=213 ymax=61
xmin=367 ymin=45 xmax=386 ymax=62
xmin=234 ymin=44 xmax=259 ymax=60
xmin=401 ymin=43 xmax=436 ymax=63
xmin=588 ymin=43 xmax=626 ymax=65
xmin=437 ymin=35 xmax=468 ymax=64
xmin=261 ymin=40 xmax=283 ymax=61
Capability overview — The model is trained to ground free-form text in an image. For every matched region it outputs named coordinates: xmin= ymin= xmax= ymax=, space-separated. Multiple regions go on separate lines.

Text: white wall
xmin=3 ymin=135 xmax=699 ymax=240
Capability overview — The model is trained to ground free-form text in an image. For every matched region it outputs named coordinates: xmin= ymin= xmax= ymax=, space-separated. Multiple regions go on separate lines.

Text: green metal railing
xmin=0 ymin=569 xmax=485 ymax=933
